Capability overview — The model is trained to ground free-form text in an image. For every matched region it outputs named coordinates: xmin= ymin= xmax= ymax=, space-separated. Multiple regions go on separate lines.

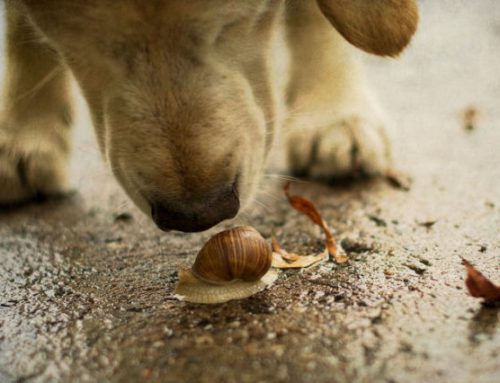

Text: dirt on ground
xmin=1 ymin=2 xmax=499 ymax=383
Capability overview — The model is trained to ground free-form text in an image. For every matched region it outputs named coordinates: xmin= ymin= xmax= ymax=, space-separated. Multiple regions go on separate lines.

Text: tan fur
xmin=0 ymin=0 xmax=418 ymax=228
xmin=317 ymin=0 xmax=419 ymax=57
xmin=0 ymin=2 xmax=72 ymax=202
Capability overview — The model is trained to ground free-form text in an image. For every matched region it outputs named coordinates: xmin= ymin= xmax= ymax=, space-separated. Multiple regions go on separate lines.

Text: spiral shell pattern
xmin=192 ymin=226 xmax=272 ymax=284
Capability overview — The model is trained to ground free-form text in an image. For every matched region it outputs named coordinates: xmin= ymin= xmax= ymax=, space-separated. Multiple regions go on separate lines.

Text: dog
xmin=0 ymin=0 xmax=418 ymax=232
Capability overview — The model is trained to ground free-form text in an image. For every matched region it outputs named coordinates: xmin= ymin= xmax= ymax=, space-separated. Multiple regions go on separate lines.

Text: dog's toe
xmin=288 ymin=116 xmax=391 ymax=180
xmin=0 ymin=148 xmax=70 ymax=206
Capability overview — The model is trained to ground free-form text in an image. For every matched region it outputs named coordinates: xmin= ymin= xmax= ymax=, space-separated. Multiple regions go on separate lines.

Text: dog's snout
xmin=151 ymin=183 xmax=240 ymax=232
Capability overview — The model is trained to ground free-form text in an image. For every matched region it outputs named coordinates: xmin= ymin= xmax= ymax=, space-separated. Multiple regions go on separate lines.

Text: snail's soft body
xmin=175 ymin=268 xmax=277 ymax=304
xmin=175 ymin=226 xmax=276 ymax=304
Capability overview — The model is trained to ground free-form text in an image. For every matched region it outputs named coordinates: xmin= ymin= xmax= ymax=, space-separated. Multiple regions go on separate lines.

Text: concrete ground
xmin=1 ymin=2 xmax=499 ymax=382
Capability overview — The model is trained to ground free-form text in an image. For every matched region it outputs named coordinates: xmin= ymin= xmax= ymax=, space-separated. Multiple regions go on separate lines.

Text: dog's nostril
xmin=151 ymin=183 xmax=240 ymax=233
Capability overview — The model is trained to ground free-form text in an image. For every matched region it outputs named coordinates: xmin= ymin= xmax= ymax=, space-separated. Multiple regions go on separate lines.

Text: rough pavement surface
xmin=1 ymin=2 xmax=499 ymax=383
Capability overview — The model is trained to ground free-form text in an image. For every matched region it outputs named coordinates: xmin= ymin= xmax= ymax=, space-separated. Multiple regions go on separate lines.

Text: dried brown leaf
xmin=284 ymin=183 xmax=347 ymax=264
xmin=272 ymin=249 xmax=328 ymax=269
xmin=284 ymin=183 xmax=326 ymax=228
xmin=272 ymin=236 xmax=326 ymax=268
xmin=463 ymin=258 xmax=500 ymax=304
xmin=271 ymin=236 xmax=300 ymax=262
xmin=463 ymin=106 xmax=479 ymax=131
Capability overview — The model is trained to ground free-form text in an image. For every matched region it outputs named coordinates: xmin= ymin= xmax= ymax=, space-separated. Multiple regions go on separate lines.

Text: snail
xmin=175 ymin=226 xmax=277 ymax=304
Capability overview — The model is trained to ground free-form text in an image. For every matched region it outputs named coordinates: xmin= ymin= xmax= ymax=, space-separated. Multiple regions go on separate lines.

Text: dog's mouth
xmin=112 ymin=158 xmax=245 ymax=232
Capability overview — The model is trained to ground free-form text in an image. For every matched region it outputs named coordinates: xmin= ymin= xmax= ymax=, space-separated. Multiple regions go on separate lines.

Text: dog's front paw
xmin=287 ymin=116 xmax=391 ymax=179
xmin=0 ymin=137 xmax=70 ymax=205
xmin=0 ymin=149 xmax=70 ymax=205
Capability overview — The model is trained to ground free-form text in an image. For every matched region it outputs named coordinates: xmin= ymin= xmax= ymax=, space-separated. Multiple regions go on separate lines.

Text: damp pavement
xmin=1 ymin=2 xmax=499 ymax=383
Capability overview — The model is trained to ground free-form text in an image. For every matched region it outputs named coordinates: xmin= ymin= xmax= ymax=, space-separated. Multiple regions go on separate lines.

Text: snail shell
xmin=192 ymin=226 xmax=272 ymax=284
xmin=175 ymin=226 xmax=277 ymax=304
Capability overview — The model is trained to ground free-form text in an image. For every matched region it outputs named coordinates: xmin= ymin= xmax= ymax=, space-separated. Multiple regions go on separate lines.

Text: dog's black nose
xmin=151 ymin=184 xmax=240 ymax=232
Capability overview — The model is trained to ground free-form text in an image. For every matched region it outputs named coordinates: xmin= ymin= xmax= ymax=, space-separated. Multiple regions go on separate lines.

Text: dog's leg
xmin=284 ymin=1 xmax=391 ymax=179
xmin=0 ymin=4 xmax=72 ymax=204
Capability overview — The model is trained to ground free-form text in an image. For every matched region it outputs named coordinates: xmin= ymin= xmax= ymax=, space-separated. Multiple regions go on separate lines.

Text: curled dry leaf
xmin=271 ymin=236 xmax=299 ymax=262
xmin=462 ymin=258 xmax=500 ymax=305
xmin=463 ymin=106 xmax=479 ymax=132
xmin=272 ymin=235 xmax=328 ymax=268
xmin=272 ymin=248 xmax=329 ymax=269
xmin=284 ymin=183 xmax=347 ymax=264
xmin=272 ymin=183 xmax=348 ymax=269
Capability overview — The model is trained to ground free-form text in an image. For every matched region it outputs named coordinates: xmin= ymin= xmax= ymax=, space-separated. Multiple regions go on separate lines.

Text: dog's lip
xmin=151 ymin=214 xmax=217 ymax=233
